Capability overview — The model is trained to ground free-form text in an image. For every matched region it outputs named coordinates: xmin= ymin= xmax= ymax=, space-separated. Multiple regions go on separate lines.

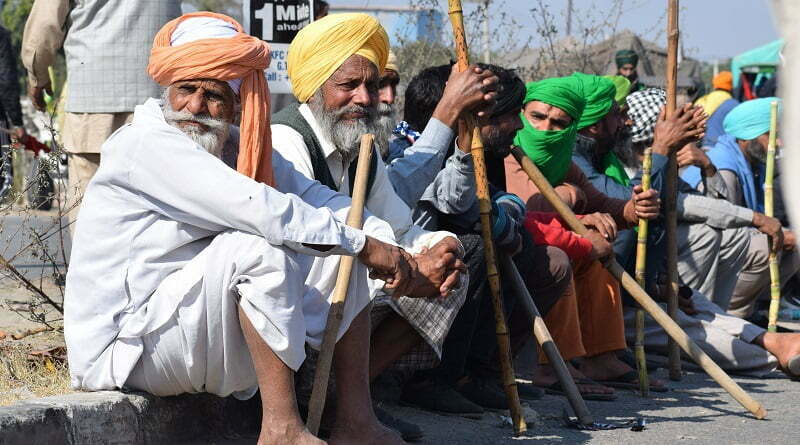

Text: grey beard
xmin=374 ymin=102 xmax=397 ymax=159
xmin=308 ymin=89 xmax=379 ymax=161
xmin=746 ymin=139 xmax=768 ymax=163
xmin=612 ymin=130 xmax=637 ymax=168
xmin=161 ymin=88 xmax=230 ymax=158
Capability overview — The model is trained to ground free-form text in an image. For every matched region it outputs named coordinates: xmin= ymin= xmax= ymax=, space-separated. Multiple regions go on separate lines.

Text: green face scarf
xmin=514 ymin=113 xmax=576 ymax=186
xmin=602 ymin=151 xmax=630 ymax=186
xmin=515 ymin=76 xmax=586 ymax=186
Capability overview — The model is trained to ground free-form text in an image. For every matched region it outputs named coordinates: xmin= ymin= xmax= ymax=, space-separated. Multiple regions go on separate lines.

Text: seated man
xmin=64 ymin=13 xmax=455 ymax=445
xmin=682 ymin=97 xmax=799 ymax=317
xmin=271 ymin=12 xmax=467 ymax=430
xmin=390 ymin=64 xmax=572 ymax=415
xmin=506 ymin=74 xmax=664 ymax=393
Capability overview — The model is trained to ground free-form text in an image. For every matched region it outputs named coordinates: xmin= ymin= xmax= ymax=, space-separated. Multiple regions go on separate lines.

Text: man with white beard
xmin=64 ymin=13 xmax=459 ymax=445
xmin=271 ymin=13 xmax=492 ymax=439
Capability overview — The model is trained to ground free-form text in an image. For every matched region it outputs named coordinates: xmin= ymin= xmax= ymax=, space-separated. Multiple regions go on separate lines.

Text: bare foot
xmin=259 ymin=420 xmax=326 ymax=445
xmin=580 ymin=351 xmax=666 ymax=389
xmin=760 ymin=332 xmax=800 ymax=375
xmin=533 ymin=362 xmax=614 ymax=396
xmin=328 ymin=420 xmax=406 ymax=445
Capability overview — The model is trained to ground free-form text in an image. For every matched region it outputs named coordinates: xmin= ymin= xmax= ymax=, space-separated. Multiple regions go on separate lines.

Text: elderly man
xmin=64 ymin=13 xmax=454 ymax=445
xmin=683 ymin=98 xmax=800 ymax=318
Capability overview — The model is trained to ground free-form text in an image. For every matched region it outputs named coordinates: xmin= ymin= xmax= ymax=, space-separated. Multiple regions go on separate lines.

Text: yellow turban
xmin=287 ymin=13 xmax=389 ymax=103
xmin=384 ymin=50 xmax=398 ymax=75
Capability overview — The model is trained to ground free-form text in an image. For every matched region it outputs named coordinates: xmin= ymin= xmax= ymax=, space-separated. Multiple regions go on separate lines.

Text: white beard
xmin=374 ymin=102 xmax=397 ymax=159
xmin=161 ymin=88 xmax=231 ymax=158
xmin=308 ymin=89 xmax=380 ymax=161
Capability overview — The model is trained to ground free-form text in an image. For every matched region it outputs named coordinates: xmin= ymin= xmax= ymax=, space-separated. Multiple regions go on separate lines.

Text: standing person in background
xmin=0 ymin=24 xmax=25 ymax=199
xmin=695 ymin=71 xmax=739 ymax=148
xmin=615 ymin=49 xmax=645 ymax=92
xmin=21 ymin=0 xmax=181 ymax=229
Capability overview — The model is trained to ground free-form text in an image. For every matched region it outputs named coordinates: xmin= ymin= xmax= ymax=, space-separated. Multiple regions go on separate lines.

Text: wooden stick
xmin=634 ymin=147 xmax=653 ymax=397
xmin=664 ymin=0 xmax=683 ymax=381
xmin=447 ymin=0 xmax=526 ymax=435
xmin=510 ymin=146 xmax=767 ymax=419
xmin=766 ymin=101 xmax=781 ymax=332
xmin=500 ymin=254 xmax=594 ymax=425
xmin=306 ymin=134 xmax=375 ymax=435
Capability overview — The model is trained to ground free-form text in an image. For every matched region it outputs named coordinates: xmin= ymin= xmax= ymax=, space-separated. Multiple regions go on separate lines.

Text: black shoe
xmin=515 ymin=381 xmax=544 ymax=401
xmin=455 ymin=376 xmax=508 ymax=410
xmin=374 ymin=402 xmax=424 ymax=442
xmin=400 ymin=379 xmax=484 ymax=419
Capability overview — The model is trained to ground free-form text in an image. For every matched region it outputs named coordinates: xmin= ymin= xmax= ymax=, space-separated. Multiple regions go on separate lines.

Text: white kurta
xmin=65 ymin=98 xmax=395 ymax=396
xmin=272 ymin=104 xmax=467 ymax=363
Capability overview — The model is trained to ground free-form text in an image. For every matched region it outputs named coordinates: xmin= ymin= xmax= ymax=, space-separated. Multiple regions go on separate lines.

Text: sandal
xmin=535 ymin=378 xmax=617 ymax=401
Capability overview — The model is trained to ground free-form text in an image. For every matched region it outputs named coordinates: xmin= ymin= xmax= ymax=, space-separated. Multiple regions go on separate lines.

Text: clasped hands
xmin=357 ymin=236 xmax=466 ymax=298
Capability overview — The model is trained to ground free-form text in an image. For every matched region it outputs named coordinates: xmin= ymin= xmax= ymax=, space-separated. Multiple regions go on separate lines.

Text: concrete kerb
xmin=0 ymin=391 xmax=261 ymax=444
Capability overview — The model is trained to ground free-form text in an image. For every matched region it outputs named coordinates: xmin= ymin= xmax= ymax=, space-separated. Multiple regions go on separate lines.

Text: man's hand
xmin=676 ymin=142 xmax=715 ymax=176
xmin=580 ymin=212 xmax=617 ymax=241
xmin=432 ymin=64 xmax=499 ymax=129
xmin=28 ymin=84 xmax=53 ymax=112
xmin=357 ymin=236 xmax=414 ymax=293
xmin=583 ymin=229 xmax=614 ymax=263
xmin=752 ymin=212 xmax=784 ymax=252
xmin=408 ymin=237 xmax=466 ymax=298
xmin=624 ymin=184 xmax=660 ymax=224
xmin=651 ymin=104 xmax=707 ymax=157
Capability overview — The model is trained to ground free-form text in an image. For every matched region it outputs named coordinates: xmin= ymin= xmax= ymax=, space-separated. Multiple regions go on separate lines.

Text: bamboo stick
xmin=307 ymin=134 xmax=375 ymax=435
xmin=509 ymin=146 xmax=767 ymax=419
xmin=664 ymin=0 xmax=682 ymax=381
xmin=766 ymin=101 xmax=781 ymax=332
xmin=447 ymin=0 xmax=526 ymax=435
xmin=634 ymin=147 xmax=653 ymax=397
xmin=500 ymin=254 xmax=594 ymax=425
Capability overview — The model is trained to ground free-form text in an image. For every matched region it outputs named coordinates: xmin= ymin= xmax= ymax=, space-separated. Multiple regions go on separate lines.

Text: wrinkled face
xmin=163 ymin=79 xmax=235 ymax=157
xmin=744 ymin=132 xmax=772 ymax=163
xmin=523 ymin=101 xmax=572 ymax=131
xmin=379 ymin=69 xmax=400 ymax=105
xmin=308 ymin=55 xmax=381 ymax=158
xmin=618 ymin=63 xmax=636 ymax=79
xmin=482 ymin=109 xmax=524 ymax=158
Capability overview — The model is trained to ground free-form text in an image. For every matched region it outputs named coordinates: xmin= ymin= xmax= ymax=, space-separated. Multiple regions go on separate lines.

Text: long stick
xmin=634 ymin=147 xmax=653 ymax=397
xmin=766 ymin=101 xmax=781 ymax=332
xmin=510 ymin=146 xmax=767 ymax=419
xmin=500 ymin=255 xmax=594 ymax=425
xmin=447 ymin=0 xmax=526 ymax=435
xmin=664 ymin=0 xmax=682 ymax=381
xmin=307 ymin=134 xmax=375 ymax=435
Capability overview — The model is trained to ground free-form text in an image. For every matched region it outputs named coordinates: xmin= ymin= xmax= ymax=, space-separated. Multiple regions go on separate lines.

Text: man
xmin=271 ymin=13 xmax=468 ymax=436
xmin=695 ymin=71 xmax=739 ymax=147
xmin=374 ymin=51 xmax=401 ymax=159
xmin=683 ymin=97 xmax=800 ymax=317
xmin=66 ymin=13 xmax=456 ymax=445
xmin=612 ymin=89 xmax=800 ymax=377
xmin=21 ymin=0 xmax=182 ymax=227
xmin=506 ymin=74 xmax=667 ymax=394
xmin=387 ymin=64 xmax=572 ymax=414
xmin=615 ymin=49 xmax=644 ymax=92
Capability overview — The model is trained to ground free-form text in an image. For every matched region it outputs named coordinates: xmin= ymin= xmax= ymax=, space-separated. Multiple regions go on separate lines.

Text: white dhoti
xmin=123 ymin=230 xmax=372 ymax=399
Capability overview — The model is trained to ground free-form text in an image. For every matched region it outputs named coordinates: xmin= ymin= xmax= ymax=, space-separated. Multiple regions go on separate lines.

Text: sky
xmin=340 ymin=0 xmax=780 ymax=61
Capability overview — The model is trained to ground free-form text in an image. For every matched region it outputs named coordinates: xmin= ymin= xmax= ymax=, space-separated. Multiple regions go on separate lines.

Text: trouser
xmin=676 ymin=223 xmax=751 ymax=311
xmin=623 ymin=288 xmax=777 ymax=377
xmin=729 ymin=231 xmax=800 ymax=318
xmin=66 ymin=153 xmax=100 ymax=230
xmin=540 ymin=256 xmax=627 ymax=363
xmin=427 ymin=232 xmax=570 ymax=382
xmin=124 ymin=230 xmax=372 ymax=398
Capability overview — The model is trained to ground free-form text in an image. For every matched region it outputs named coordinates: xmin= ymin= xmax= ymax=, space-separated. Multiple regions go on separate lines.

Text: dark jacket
xmin=0 ymin=25 xmax=23 ymax=127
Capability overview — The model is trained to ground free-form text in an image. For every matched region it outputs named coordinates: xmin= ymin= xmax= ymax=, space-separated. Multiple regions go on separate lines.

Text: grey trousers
xmin=729 ymin=232 xmax=800 ymax=318
xmin=624 ymin=289 xmax=777 ymax=377
xmin=677 ymin=223 xmax=751 ymax=310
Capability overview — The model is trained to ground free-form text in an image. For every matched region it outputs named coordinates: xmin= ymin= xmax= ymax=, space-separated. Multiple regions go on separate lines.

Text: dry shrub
xmin=0 ymin=345 xmax=71 ymax=406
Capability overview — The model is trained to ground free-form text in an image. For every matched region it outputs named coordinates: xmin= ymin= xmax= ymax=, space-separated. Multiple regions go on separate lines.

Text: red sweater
xmin=523 ymin=212 xmax=593 ymax=260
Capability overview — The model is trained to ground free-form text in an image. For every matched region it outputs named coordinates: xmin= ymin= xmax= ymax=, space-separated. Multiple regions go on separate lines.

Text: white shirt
xmin=65 ymin=98 xmax=395 ymax=388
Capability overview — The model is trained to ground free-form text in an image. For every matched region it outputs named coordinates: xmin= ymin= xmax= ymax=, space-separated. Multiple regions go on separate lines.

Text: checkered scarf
xmin=626 ymin=88 xmax=666 ymax=144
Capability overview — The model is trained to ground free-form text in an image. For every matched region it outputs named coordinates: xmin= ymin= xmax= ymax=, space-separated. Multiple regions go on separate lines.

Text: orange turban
xmin=713 ymin=71 xmax=733 ymax=92
xmin=148 ymin=12 xmax=274 ymax=186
